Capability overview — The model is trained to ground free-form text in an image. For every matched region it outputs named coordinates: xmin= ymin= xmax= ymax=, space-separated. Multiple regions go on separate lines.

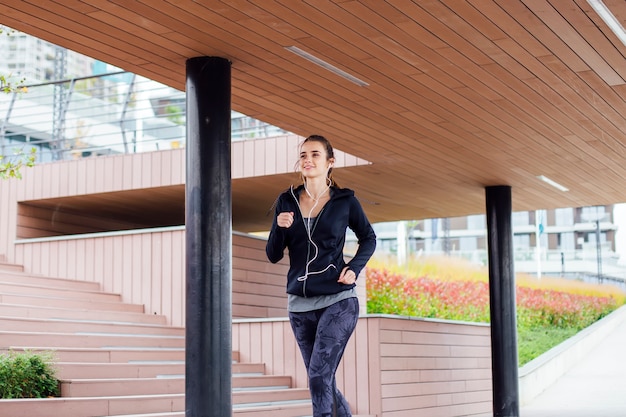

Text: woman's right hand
xmin=277 ymin=212 xmax=294 ymax=228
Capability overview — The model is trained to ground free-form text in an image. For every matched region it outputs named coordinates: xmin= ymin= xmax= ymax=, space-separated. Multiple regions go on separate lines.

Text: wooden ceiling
xmin=3 ymin=0 xmax=626 ymax=231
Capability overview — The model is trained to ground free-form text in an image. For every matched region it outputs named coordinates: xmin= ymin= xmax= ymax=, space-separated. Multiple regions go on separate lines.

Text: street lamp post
xmin=582 ymin=207 xmax=605 ymax=284
xmin=595 ymin=219 xmax=603 ymax=283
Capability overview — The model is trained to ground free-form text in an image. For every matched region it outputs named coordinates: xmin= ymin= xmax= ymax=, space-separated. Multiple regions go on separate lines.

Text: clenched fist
xmin=277 ymin=211 xmax=294 ymax=228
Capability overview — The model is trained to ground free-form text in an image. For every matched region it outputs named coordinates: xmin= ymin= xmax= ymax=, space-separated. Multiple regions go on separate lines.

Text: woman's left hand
xmin=338 ymin=267 xmax=356 ymax=285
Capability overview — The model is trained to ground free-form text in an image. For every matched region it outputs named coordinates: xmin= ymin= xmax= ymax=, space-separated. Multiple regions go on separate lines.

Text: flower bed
xmin=366 ymin=257 xmax=625 ymax=331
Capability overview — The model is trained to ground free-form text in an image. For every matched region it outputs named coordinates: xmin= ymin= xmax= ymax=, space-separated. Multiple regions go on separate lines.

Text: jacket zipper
xmin=303 ymin=205 xmax=327 ymax=298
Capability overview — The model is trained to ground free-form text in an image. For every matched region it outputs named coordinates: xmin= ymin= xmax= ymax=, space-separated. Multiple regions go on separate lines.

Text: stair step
xmin=0 ymin=280 xmax=121 ymax=302
xmin=60 ymin=374 xmax=292 ymax=397
xmin=0 ymin=270 xmax=101 ymax=291
xmin=0 ymin=302 xmax=167 ymax=325
xmin=60 ymin=377 xmax=185 ymax=397
xmin=3 ymin=347 xmax=186 ymax=363
xmin=97 ymin=413 xmax=186 ymax=417
xmin=0 ymin=330 xmax=184 ymax=349
xmin=233 ymin=387 xmax=311 ymax=406
xmin=0 ymin=316 xmax=185 ymax=336
xmin=0 ymin=258 xmax=327 ymax=417
xmin=103 ymin=403 xmax=346 ymax=417
xmin=233 ymin=401 xmax=313 ymax=415
xmin=56 ymin=362 xmax=184 ymax=379
xmin=4 ymin=346 xmax=240 ymax=364
xmin=0 ymin=292 xmax=145 ymax=313
xmin=0 ymin=394 xmax=184 ymax=417
xmin=102 ymin=406 xmax=316 ymax=417
xmin=0 ymin=389 xmax=311 ymax=417
xmin=0 ymin=260 xmax=24 ymax=272
xmin=100 ymin=414 xmax=186 ymax=417
xmin=55 ymin=361 xmax=264 ymax=379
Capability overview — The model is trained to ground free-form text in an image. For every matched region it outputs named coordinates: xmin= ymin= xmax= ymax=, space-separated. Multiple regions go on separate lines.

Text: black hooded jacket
xmin=266 ymin=185 xmax=377 ymax=298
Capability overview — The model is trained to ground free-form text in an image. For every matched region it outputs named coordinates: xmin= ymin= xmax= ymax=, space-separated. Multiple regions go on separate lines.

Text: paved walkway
xmin=476 ymin=307 xmax=626 ymax=417
xmin=519 ymin=310 xmax=626 ymax=417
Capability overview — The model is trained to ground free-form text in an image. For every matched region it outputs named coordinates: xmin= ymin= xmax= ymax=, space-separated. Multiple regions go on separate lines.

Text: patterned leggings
xmin=289 ymin=297 xmax=360 ymax=417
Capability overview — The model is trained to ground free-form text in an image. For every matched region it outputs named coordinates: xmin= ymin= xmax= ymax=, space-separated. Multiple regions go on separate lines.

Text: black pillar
xmin=485 ymin=186 xmax=519 ymax=417
xmin=185 ymin=57 xmax=232 ymax=417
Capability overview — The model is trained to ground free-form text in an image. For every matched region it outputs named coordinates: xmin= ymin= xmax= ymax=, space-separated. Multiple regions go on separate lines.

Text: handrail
xmin=1 ymin=72 xmax=288 ymax=163
xmin=21 ymin=71 xmax=129 ymax=88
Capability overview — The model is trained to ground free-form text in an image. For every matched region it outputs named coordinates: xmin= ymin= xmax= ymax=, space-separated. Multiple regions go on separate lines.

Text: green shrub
xmin=0 ymin=350 xmax=59 ymax=399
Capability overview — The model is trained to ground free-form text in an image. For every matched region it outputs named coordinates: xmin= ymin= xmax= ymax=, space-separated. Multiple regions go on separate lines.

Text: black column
xmin=185 ymin=57 xmax=232 ymax=417
xmin=485 ymin=186 xmax=519 ymax=417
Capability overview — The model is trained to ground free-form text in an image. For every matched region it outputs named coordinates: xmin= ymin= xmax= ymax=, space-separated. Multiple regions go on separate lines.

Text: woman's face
xmin=299 ymin=140 xmax=332 ymax=180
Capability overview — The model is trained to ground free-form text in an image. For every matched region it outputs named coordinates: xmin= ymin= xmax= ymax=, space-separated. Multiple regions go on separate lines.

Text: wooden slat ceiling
xmin=3 ymin=0 xmax=626 ymax=232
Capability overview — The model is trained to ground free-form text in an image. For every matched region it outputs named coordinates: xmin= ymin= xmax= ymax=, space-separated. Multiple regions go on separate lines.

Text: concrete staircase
xmin=0 ymin=256 xmax=314 ymax=417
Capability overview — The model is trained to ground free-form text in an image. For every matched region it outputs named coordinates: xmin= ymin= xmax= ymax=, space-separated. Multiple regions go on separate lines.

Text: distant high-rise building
xmin=0 ymin=26 xmax=93 ymax=82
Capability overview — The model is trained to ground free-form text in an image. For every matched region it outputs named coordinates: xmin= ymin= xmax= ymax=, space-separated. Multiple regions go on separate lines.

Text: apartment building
xmin=370 ymin=204 xmax=626 ymax=281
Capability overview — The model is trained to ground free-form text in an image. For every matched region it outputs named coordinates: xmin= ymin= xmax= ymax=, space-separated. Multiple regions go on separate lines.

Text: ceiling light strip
xmin=587 ymin=0 xmax=626 ymax=47
xmin=285 ymin=46 xmax=369 ymax=87
xmin=537 ymin=175 xmax=569 ymax=192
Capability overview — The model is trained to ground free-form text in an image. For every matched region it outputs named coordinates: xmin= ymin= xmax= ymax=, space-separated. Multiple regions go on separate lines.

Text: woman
xmin=266 ymin=134 xmax=376 ymax=417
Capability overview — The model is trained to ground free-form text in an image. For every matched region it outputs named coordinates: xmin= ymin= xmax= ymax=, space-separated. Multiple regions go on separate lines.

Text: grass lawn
xmin=518 ymin=326 xmax=579 ymax=366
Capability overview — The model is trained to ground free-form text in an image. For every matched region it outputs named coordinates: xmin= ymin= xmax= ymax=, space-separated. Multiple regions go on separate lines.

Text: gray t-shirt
xmin=288 ymin=287 xmax=358 ymax=312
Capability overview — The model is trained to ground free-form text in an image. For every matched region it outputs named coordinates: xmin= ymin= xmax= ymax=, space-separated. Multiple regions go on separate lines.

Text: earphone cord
xmin=291 ymin=183 xmax=336 ymax=282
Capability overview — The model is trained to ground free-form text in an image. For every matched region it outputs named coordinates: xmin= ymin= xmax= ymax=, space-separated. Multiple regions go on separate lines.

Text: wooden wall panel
xmin=0 ymin=179 xmax=8 ymax=255
xmin=149 ymin=232 xmax=163 ymax=317
xmin=377 ymin=317 xmax=492 ymax=416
